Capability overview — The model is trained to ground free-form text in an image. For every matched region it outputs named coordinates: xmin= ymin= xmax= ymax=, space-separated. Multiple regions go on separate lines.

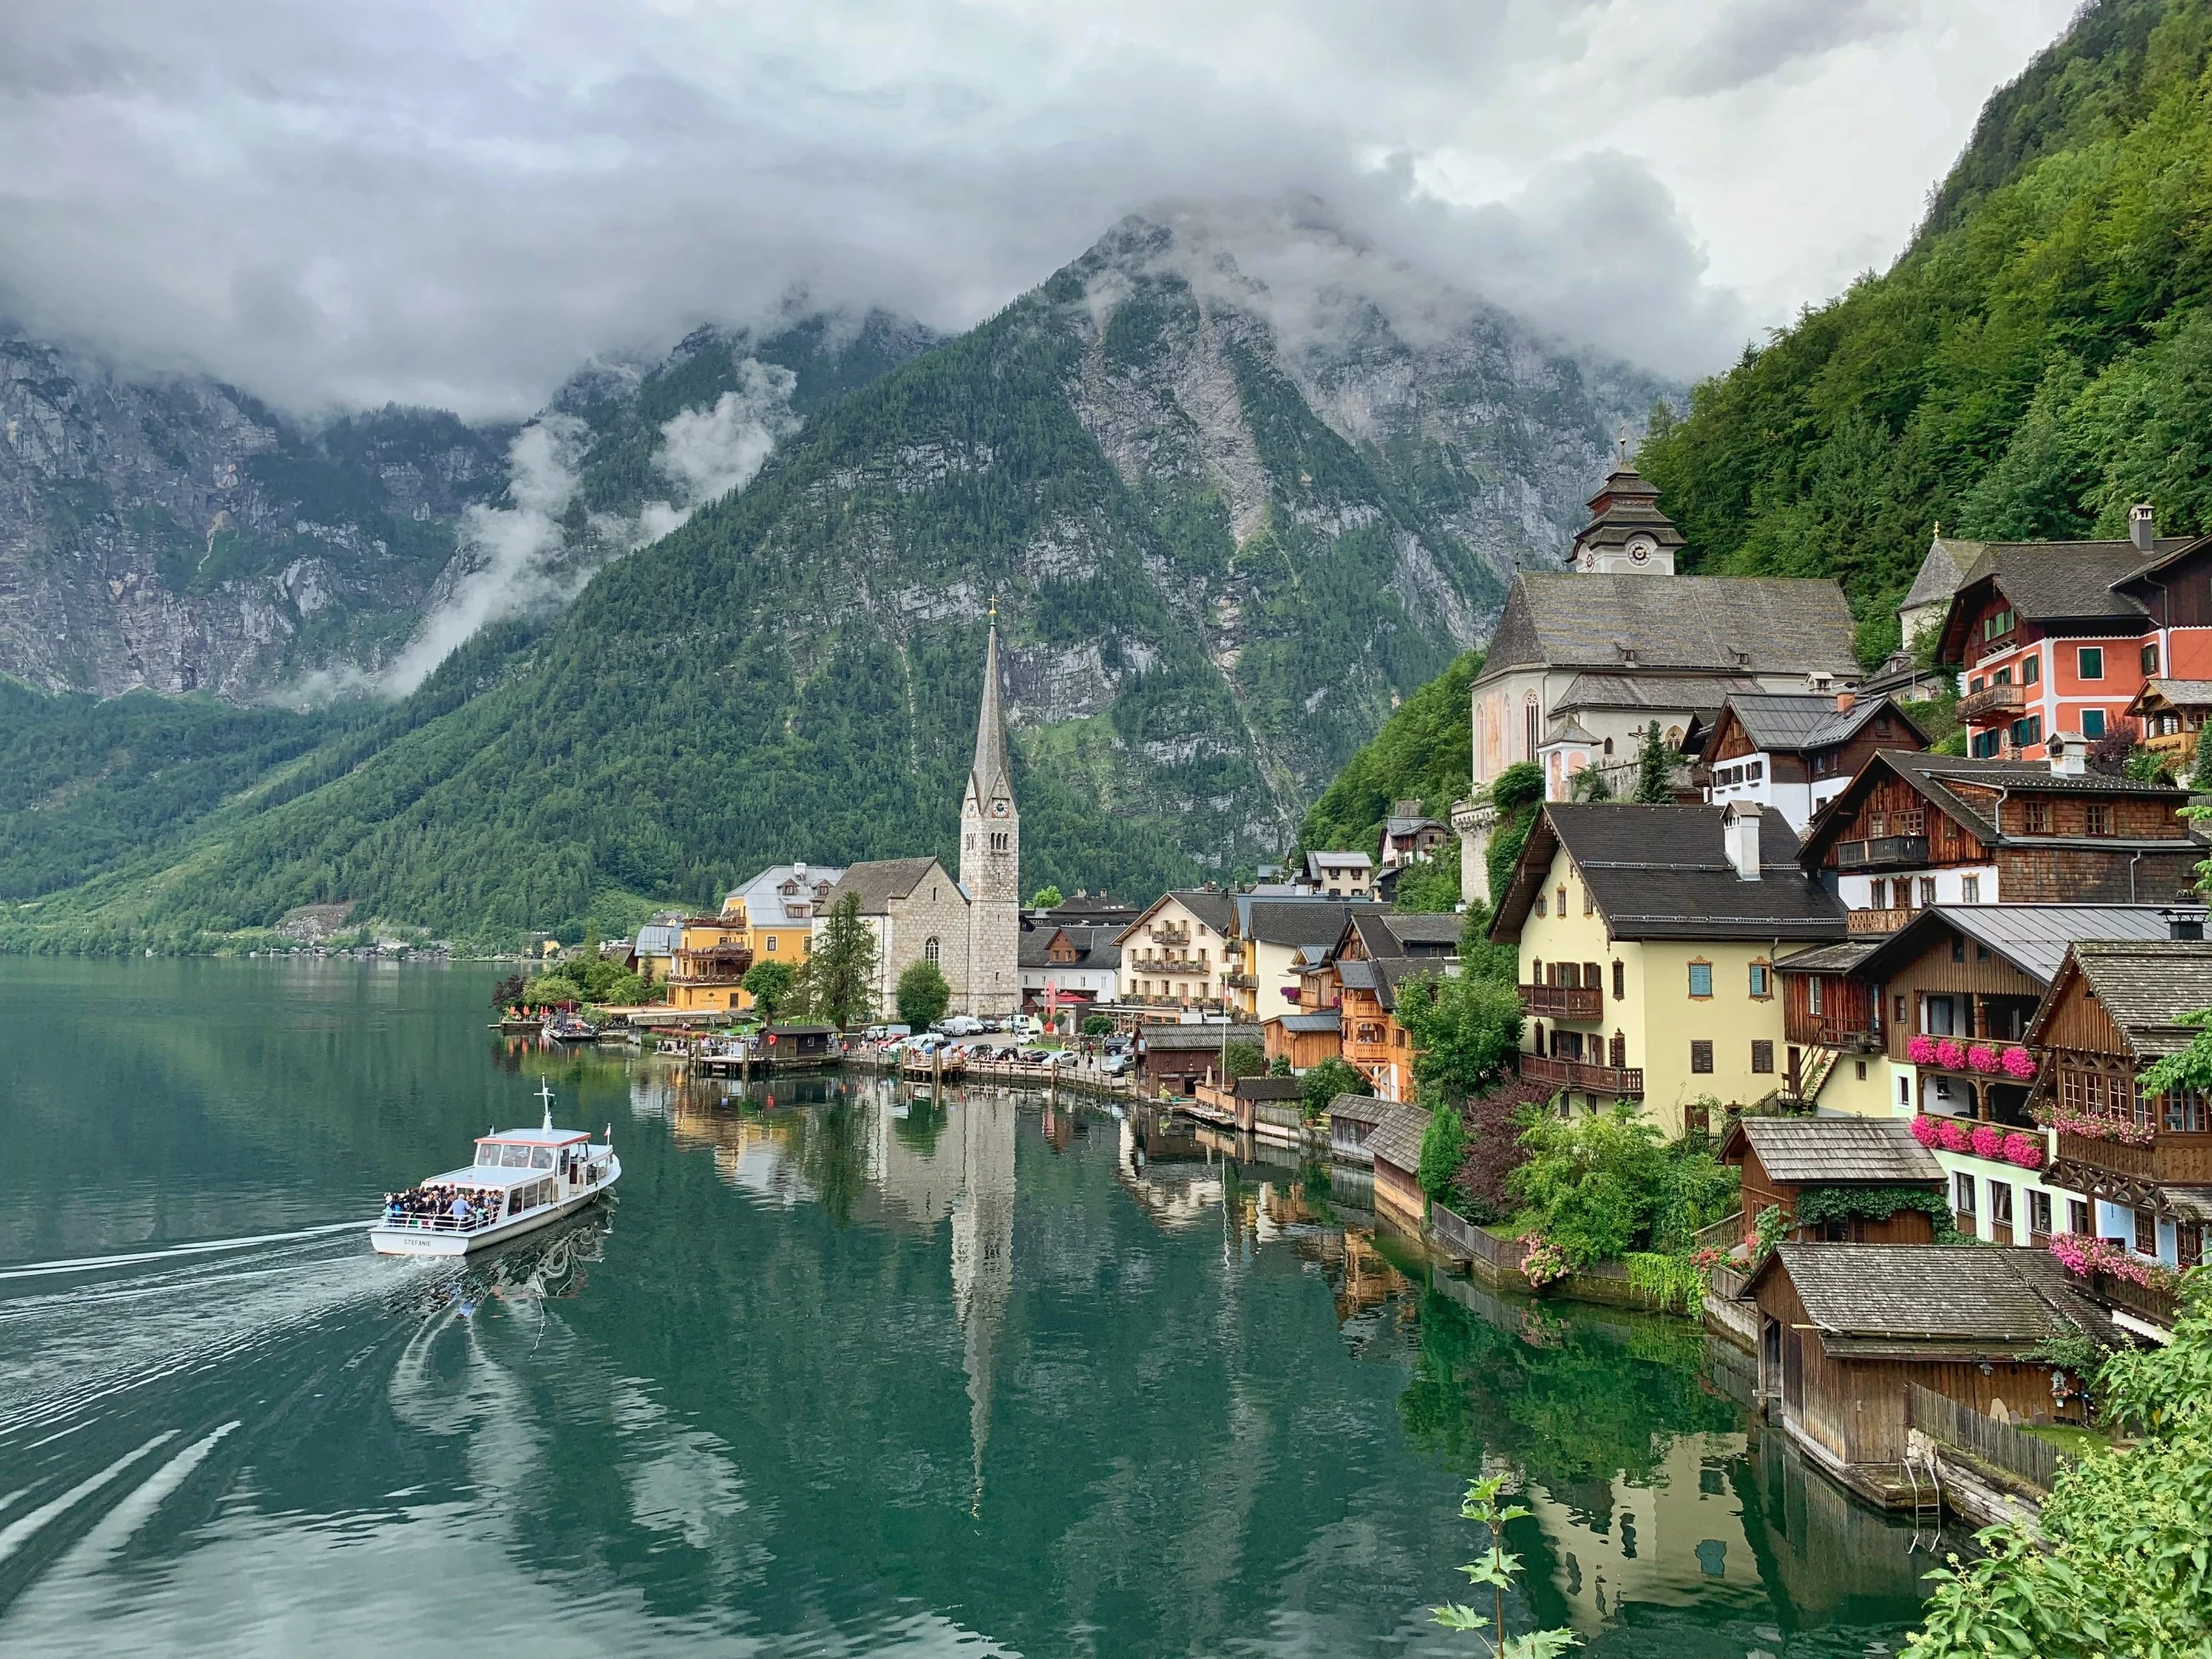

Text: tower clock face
xmin=992 ymin=800 xmax=1008 ymax=818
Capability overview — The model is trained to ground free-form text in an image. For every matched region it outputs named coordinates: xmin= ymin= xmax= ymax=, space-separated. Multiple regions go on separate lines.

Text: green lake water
xmin=0 ymin=959 xmax=1939 ymax=1656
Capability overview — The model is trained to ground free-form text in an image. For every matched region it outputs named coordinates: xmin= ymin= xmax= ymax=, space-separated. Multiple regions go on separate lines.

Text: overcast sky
xmin=0 ymin=0 xmax=2080 ymax=418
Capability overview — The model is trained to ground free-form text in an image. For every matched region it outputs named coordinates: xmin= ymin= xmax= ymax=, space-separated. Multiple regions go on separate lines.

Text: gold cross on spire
xmin=989 ymin=592 xmax=997 ymax=621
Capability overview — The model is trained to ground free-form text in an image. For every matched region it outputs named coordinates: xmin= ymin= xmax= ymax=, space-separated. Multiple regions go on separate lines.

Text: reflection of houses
xmin=1719 ymin=1116 xmax=1943 ymax=1244
xmin=1743 ymin=1245 xmax=2109 ymax=1497
xmin=2031 ymin=938 xmax=2212 ymax=1326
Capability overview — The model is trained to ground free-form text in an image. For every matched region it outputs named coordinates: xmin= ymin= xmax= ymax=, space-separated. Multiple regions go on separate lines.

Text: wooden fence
xmin=1694 ymin=1211 xmax=1746 ymax=1251
xmin=1431 ymin=1203 xmax=1524 ymax=1274
xmin=1907 ymin=1383 xmax=2064 ymax=1491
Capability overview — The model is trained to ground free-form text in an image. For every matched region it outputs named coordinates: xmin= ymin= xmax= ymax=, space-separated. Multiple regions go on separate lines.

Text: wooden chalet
xmin=1743 ymin=1245 xmax=2110 ymax=1493
xmin=2123 ymin=677 xmax=2212 ymax=769
xmin=2031 ymin=938 xmax=2212 ymax=1322
xmin=1797 ymin=750 xmax=2198 ymax=937
xmin=1323 ymin=1092 xmax=1388 ymax=1166
xmin=1774 ymin=938 xmax=1884 ymax=1098
xmin=1700 ymin=690 xmax=1929 ymax=833
xmin=1719 ymin=1117 xmax=1945 ymax=1244
xmin=1134 ymin=1023 xmax=1261 ymax=1098
xmin=1262 ymin=1007 xmax=1342 ymax=1070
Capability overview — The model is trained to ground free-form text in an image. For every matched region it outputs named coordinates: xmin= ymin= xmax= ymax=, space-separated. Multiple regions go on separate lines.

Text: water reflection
xmin=0 ymin=961 xmax=1937 ymax=1656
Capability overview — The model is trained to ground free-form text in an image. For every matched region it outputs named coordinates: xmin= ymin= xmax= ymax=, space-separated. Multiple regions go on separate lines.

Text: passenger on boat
xmin=449 ymin=1194 xmax=473 ymax=1224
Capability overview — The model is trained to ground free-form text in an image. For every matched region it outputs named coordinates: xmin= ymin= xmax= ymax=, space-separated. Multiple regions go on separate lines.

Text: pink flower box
xmin=1970 ymin=1122 xmax=2005 ymax=1160
xmin=1909 ymin=1114 xmax=1942 ymax=1147
xmin=1999 ymin=1046 xmax=2038 ymax=1080
xmin=1934 ymin=1039 xmax=1966 ymax=1070
xmin=2001 ymin=1132 xmax=2045 ymax=1170
xmin=1936 ymin=1117 xmax=1972 ymax=1153
xmin=1906 ymin=1035 xmax=1938 ymax=1065
xmin=1966 ymin=1044 xmax=1999 ymax=1074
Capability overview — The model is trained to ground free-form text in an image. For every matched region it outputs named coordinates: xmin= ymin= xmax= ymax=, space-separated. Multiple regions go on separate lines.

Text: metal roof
xmin=1272 ymin=1010 xmax=1343 ymax=1034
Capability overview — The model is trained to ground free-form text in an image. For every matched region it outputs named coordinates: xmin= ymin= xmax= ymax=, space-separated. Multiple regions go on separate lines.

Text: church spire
xmin=970 ymin=607 xmax=1010 ymax=807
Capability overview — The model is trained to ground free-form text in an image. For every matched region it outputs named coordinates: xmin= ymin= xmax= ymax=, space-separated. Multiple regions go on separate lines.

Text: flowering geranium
xmin=2048 ymin=1232 xmax=2177 ymax=1291
xmin=1999 ymin=1046 xmax=2038 ymax=1080
xmin=2051 ymin=1109 xmax=2158 ymax=1148
xmin=2001 ymin=1132 xmax=2046 ymax=1170
xmin=1518 ymin=1232 xmax=1570 ymax=1289
xmin=1966 ymin=1044 xmax=1999 ymax=1074
xmin=1970 ymin=1122 xmax=2005 ymax=1160
xmin=1909 ymin=1114 xmax=1942 ymax=1147
xmin=1937 ymin=1117 xmax=1973 ymax=1152
xmin=1935 ymin=1038 xmax=1967 ymax=1070
xmin=1907 ymin=1035 xmax=1938 ymax=1065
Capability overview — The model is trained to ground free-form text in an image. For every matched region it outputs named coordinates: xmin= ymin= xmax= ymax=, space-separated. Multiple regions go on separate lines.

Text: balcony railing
xmin=1519 ymin=983 xmax=1603 ymax=1019
xmin=1784 ymin=1014 xmax=1880 ymax=1050
xmin=2092 ymin=1269 xmax=2178 ymax=1331
xmin=1846 ymin=906 xmax=1915 ymax=935
xmin=1521 ymin=1052 xmax=1644 ymax=1097
xmin=2055 ymin=1129 xmax=2212 ymax=1185
xmin=1837 ymin=835 xmax=1930 ymax=870
xmin=1149 ymin=926 xmax=1190 ymax=946
xmin=1142 ymin=956 xmax=1209 ymax=975
xmin=1223 ymin=972 xmax=1256 ymax=989
xmin=1958 ymin=682 xmax=2026 ymax=721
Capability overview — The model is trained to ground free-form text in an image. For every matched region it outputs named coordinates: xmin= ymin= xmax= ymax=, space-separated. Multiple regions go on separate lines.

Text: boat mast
xmin=537 ymin=1080 xmax=556 ymax=1130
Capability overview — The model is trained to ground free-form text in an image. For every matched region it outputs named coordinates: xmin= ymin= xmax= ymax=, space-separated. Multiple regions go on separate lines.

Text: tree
xmin=1299 ymin=1055 xmax=1369 ymax=1121
xmin=2086 ymin=716 xmax=2140 ymax=777
xmin=895 ymin=959 xmax=951 ymax=1029
xmin=804 ymin=892 xmax=880 ymax=1029
xmin=1222 ymin=1038 xmax=1267 ymax=1079
xmin=1393 ymin=852 xmax=1461 ymax=913
xmin=1268 ymin=1054 xmax=1292 ymax=1076
xmin=1395 ymin=969 xmax=1524 ymax=1101
xmin=1569 ymin=765 xmax=1611 ymax=802
xmin=1506 ymin=1105 xmax=1739 ymax=1268
xmin=1904 ymin=1268 xmax=2211 ymax=1659
xmin=2193 ymin=723 xmax=2212 ymax=791
xmin=1029 ymin=884 xmax=1063 ymax=908
xmin=1484 ymin=761 xmax=1546 ymax=904
xmin=1633 ymin=721 xmax=1673 ymax=802
xmin=1417 ymin=1102 xmax=1467 ymax=1206
xmin=742 ymin=959 xmax=798 ymax=1023
xmin=1082 ymin=1013 xmax=1114 ymax=1037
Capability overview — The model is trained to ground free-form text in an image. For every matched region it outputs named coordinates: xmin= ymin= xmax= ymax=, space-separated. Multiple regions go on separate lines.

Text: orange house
xmin=668 ymin=908 xmax=755 ymax=1012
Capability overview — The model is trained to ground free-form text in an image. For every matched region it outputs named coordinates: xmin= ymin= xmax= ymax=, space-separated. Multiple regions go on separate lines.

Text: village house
xmin=667 ymin=909 xmax=755 ymax=1012
xmin=2123 ymin=677 xmax=2212 ymax=772
xmin=723 ymin=863 xmax=843 ymax=1006
xmin=1698 ymin=692 xmax=1930 ymax=834
xmin=1134 ymin=1023 xmax=1261 ymax=1098
xmin=1719 ymin=1117 xmax=1946 ymax=1245
xmin=1260 ymin=910 xmax=1460 ymax=1092
xmin=1114 ymin=889 xmax=1237 ymax=1010
xmin=1492 ymin=801 xmax=1848 ymax=1134
xmin=1228 ymin=895 xmax=1383 ymax=1020
xmin=1017 ymin=920 xmax=1120 ymax=1019
xmin=1742 ymin=1245 xmax=2111 ymax=1497
xmin=1935 ymin=510 xmax=2212 ymax=761
xmin=1795 ymin=749 xmax=2198 ymax=935
xmin=626 ymin=911 xmax=685 ymax=983
xmin=1378 ymin=801 xmax=1451 ymax=871
xmin=1303 ymin=851 xmax=1374 ymax=897
xmin=2030 ymin=936 xmax=2212 ymax=1329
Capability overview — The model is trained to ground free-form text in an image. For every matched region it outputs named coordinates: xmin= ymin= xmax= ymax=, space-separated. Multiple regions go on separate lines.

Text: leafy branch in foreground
xmin=1432 ymin=1474 xmax=1579 ymax=1659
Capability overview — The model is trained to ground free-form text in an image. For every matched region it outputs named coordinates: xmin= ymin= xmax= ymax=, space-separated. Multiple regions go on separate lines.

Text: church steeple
xmin=960 ymin=607 xmax=1019 ymax=1015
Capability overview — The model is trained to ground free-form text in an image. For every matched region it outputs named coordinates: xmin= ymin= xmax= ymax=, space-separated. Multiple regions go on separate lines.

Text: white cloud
xmin=607 ymin=360 xmax=798 ymax=550
xmin=0 ymin=0 xmax=2083 ymax=411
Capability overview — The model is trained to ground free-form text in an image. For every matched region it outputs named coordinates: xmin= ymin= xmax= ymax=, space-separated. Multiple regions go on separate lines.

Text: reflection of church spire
xmin=949 ymin=1089 xmax=1017 ymax=1515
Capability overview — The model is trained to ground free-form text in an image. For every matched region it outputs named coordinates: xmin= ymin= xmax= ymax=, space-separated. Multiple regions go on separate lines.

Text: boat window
xmin=531 ymin=1147 xmax=555 ymax=1170
xmin=501 ymin=1143 xmax=533 ymax=1167
xmin=476 ymin=1145 xmax=498 ymax=1166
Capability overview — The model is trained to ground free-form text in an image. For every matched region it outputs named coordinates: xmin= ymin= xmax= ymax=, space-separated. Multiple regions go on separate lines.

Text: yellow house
xmin=1491 ymin=802 xmax=1850 ymax=1137
xmin=724 ymin=863 xmax=841 ymax=1008
xmin=668 ymin=907 xmax=755 ymax=1012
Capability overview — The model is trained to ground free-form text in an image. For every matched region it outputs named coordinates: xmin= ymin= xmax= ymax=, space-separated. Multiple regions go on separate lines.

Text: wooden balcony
xmin=1847 ymin=906 xmax=1914 ymax=935
xmin=2055 ymin=1129 xmax=2212 ymax=1186
xmin=1957 ymin=682 xmax=2026 ymax=722
xmin=1519 ymin=983 xmax=1603 ymax=1019
xmin=1837 ymin=835 xmax=1930 ymax=870
xmin=1783 ymin=1013 xmax=1880 ymax=1050
xmin=1522 ymin=1052 xmax=1644 ymax=1097
xmin=2092 ymin=1270 xmax=2178 ymax=1331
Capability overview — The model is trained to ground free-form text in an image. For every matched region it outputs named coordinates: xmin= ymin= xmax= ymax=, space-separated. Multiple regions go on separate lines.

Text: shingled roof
xmin=823 ymin=858 xmax=953 ymax=914
xmin=1492 ymin=804 xmax=1847 ymax=944
xmin=1244 ymin=898 xmax=1382 ymax=949
xmin=1552 ymin=671 xmax=1765 ymax=713
xmin=1799 ymin=750 xmax=2189 ymax=864
xmin=2037 ymin=938 xmax=2212 ymax=1058
xmin=1720 ymin=1116 xmax=1943 ymax=1187
xmin=1364 ymin=1102 xmax=1431 ymax=1175
xmin=1479 ymin=573 xmax=1859 ymax=679
xmin=1139 ymin=1023 xmax=1262 ymax=1052
xmin=1755 ymin=1245 xmax=2115 ymax=1359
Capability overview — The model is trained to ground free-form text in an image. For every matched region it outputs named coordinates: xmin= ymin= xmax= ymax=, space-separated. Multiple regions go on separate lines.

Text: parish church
xmin=818 ymin=619 xmax=1023 ymax=1018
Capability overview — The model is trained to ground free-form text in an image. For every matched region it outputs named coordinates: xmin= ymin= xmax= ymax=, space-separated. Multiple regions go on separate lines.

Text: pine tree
xmin=1633 ymin=721 xmax=1673 ymax=802
xmin=2192 ymin=723 xmax=2212 ymax=791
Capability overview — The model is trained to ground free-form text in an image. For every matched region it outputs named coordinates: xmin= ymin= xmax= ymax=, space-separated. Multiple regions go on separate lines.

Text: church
xmin=816 ymin=619 xmax=1023 ymax=1018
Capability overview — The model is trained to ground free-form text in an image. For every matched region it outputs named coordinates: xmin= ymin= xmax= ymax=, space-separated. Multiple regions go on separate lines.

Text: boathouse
xmin=1365 ymin=1101 xmax=1431 ymax=1229
xmin=1742 ymin=1244 xmax=2109 ymax=1483
xmin=1719 ymin=1116 xmax=1946 ymax=1245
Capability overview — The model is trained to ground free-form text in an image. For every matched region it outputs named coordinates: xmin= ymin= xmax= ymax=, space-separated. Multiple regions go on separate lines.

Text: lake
xmin=0 ymin=958 xmax=1938 ymax=1656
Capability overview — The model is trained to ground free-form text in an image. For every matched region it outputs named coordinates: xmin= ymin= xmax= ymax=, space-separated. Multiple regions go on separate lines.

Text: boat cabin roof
xmin=477 ymin=1127 xmax=591 ymax=1146
xmin=427 ymin=1165 xmax=546 ymax=1189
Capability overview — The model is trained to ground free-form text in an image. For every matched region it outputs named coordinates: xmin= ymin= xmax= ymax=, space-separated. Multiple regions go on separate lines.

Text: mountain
xmin=1638 ymin=0 xmax=2212 ymax=665
xmin=1296 ymin=648 xmax=1481 ymax=859
xmin=0 ymin=311 xmax=937 ymax=702
xmin=0 ymin=209 xmax=1668 ymax=949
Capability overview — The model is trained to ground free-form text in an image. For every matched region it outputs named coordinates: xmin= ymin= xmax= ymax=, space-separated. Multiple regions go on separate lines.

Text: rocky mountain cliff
xmin=1 ymin=208 xmax=1672 ymax=946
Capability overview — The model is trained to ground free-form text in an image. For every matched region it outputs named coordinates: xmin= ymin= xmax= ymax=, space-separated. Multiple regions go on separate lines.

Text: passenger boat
xmin=370 ymin=1085 xmax=621 ymax=1257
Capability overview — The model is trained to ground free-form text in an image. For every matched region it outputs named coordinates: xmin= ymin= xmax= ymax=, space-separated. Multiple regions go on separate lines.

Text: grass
xmin=2022 ymin=1422 xmax=2114 ymax=1458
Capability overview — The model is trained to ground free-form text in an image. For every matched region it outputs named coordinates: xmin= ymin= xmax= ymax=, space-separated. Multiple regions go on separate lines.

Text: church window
xmin=925 ymin=937 xmax=941 ymax=966
xmin=1525 ymin=696 xmax=1540 ymax=760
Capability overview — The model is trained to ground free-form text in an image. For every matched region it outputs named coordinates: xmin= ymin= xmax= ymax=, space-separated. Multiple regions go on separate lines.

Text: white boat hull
xmin=370 ymin=1158 xmax=621 ymax=1257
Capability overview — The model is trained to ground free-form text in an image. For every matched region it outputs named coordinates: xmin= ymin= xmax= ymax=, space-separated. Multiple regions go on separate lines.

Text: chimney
xmin=2130 ymin=503 xmax=2156 ymax=552
xmin=1723 ymin=801 xmax=1762 ymax=881
xmin=2169 ymin=910 xmax=2206 ymax=942
xmin=2047 ymin=733 xmax=2088 ymax=778
xmin=1835 ymin=689 xmax=1856 ymax=715
xmin=793 ymin=861 xmax=808 ymax=880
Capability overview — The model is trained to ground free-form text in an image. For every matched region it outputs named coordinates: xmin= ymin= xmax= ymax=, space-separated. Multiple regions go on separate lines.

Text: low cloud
xmin=603 ymin=361 xmax=799 ymax=550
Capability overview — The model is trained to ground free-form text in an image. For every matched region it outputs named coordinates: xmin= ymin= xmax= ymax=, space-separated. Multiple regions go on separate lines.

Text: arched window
xmin=1525 ymin=694 xmax=1540 ymax=760
xmin=924 ymin=937 xmax=941 ymax=966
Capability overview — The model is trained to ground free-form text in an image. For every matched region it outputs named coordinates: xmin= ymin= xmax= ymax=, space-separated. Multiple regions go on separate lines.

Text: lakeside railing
xmin=1430 ymin=1202 xmax=1523 ymax=1275
xmin=1907 ymin=1382 xmax=2064 ymax=1491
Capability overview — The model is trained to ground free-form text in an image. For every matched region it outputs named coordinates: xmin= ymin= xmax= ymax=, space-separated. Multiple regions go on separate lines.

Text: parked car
xmin=864 ymin=1023 xmax=911 ymax=1041
xmin=1097 ymin=1052 xmax=1134 ymax=1078
xmin=934 ymin=1015 xmax=985 ymax=1037
xmin=1018 ymin=1048 xmax=1053 ymax=1065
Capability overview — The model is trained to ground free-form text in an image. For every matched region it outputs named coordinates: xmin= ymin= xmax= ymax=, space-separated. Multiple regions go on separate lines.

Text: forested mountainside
xmin=0 ymin=212 xmax=1663 ymax=949
xmin=1639 ymin=0 xmax=2212 ymax=665
xmin=1296 ymin=650 xmax=1480 ymax=860
xmin=0 ymin=311 xmax=933 ymax=702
